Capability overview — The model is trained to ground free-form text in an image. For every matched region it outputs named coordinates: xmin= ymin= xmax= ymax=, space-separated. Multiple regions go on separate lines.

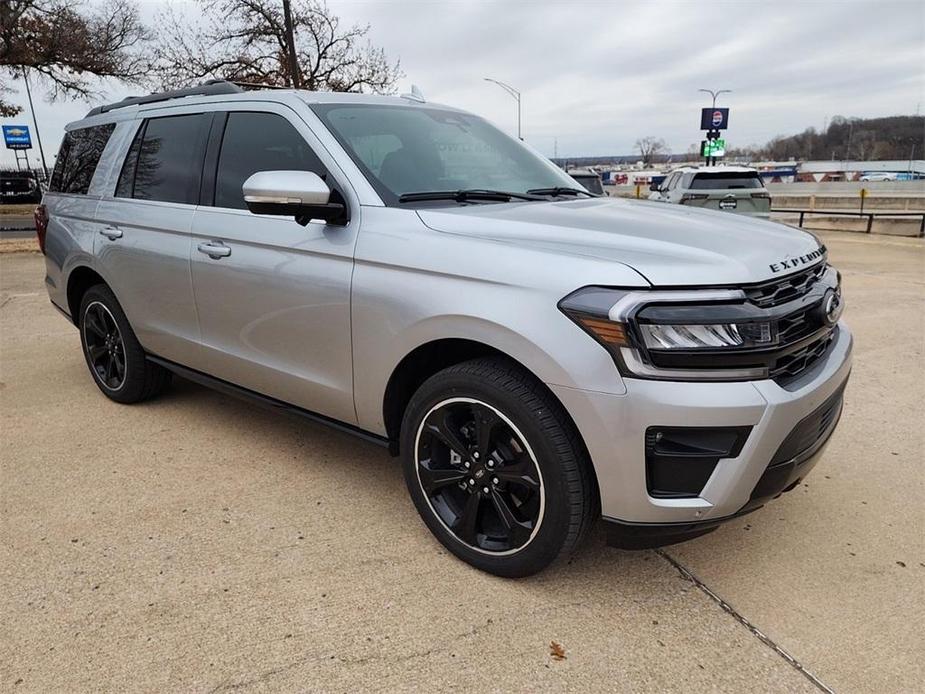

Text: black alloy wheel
xmin=415 ymin=397 xmax=545 ymax=555
xmin=83 ymin=301 xmax=126 ymax=391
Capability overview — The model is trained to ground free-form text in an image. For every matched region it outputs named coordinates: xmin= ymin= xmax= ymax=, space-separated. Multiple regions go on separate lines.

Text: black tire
xmin=400 ymin=357 xmax=596 ymax=578
xmin=78 ymin=284 xmax=171 ymax=403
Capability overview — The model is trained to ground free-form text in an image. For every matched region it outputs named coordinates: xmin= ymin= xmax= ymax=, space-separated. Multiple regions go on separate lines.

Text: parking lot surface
xmin=2 ymin=231 xmax=923 ymax=692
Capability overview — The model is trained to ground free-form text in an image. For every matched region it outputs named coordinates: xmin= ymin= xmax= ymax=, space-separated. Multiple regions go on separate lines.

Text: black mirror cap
xmin=245 ymin=200 xmax=349 ymax=226
xmin=649 ymin=182 xmax=660 ymax=192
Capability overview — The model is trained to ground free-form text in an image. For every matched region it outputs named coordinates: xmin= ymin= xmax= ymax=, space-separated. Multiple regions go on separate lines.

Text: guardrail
xmin=771 ymin=209 xmax=925 ymax=237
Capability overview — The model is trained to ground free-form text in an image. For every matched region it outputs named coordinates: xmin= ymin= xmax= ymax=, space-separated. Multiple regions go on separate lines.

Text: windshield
xmin=689 ymin=172 xmax=764 ymax=190
xmin=311 ymin=103 xmax=578 ymax=204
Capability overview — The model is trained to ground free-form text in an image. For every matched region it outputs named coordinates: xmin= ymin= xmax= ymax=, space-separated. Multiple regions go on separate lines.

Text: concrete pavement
xmin=1 ymin=232 xmax=922 ymax=692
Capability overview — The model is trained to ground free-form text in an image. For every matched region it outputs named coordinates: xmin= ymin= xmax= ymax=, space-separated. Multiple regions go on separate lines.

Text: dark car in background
xmin=0 ymin=171 xmax=43 ymax=204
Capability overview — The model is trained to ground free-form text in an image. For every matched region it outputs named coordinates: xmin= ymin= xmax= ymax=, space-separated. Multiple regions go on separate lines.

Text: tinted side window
xmin=214 ymin=112 xmax=325 ymax=209
xmin=131 ymin=114 xmax=211 ymax=204
xmin=48 ymin=123 xmax=115 ymax=194
xmin=115 ymin=125 xmax=143 ymax=198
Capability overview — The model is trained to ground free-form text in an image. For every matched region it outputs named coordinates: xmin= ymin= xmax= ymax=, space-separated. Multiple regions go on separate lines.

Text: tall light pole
xmin=698 ymin=88 xmax=731 ymax=166
xmin=21 ymin=68 xmax=49 ymax=180
xmin=484 ymin=78 xmax=522 ymax=140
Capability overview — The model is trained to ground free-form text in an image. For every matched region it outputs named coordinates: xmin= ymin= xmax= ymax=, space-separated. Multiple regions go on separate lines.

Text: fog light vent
xmin=645 ymin=426 xmax=752 ymax=498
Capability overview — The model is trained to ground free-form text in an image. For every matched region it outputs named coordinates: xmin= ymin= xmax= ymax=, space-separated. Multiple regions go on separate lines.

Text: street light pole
xmin=698 ymin=88 xmax=731 ymax=166
xmin=484 ymin=78 xmax=522 ymax=140
xmin=21 ymin=68 xmax=49 ymax=180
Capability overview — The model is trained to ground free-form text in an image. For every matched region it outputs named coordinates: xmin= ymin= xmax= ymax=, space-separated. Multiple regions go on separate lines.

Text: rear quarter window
xmin=48 ymin=123 xmax=116 ymax=195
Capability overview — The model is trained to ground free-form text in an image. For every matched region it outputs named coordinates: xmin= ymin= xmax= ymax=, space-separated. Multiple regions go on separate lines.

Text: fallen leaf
xmin=550 ymin=640 xmax=566 ymax=660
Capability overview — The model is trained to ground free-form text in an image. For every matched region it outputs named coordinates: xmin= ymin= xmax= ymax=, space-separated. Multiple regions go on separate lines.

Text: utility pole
xmin=484 ymin=78 xmax=522 ymax=140
xmin=21 ymin=68 xmax=49 ymax=180
xmin=282 ymin=0 xmax=300 ymax=88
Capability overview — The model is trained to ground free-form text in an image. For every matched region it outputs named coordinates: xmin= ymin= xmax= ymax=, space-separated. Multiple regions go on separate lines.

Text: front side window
xmin=311 ymin=104 xmax=577 ymax=204
xmin=213 ymin=112 xmax=326 ymax=209
xmin=117 ymin=113 xmax=211 ymax=204
xmin=49 ymin=123 xmax=115 ymax=195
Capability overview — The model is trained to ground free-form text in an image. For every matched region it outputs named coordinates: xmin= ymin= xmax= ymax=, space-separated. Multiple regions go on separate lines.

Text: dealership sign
xmin=700 ymin=108 xmax=729 ymax=131
xmin=2 ymin=125 xmax=32 ymax=149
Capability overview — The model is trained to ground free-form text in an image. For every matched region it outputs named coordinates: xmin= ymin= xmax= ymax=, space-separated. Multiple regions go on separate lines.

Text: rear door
xmin=94 ymin=111 xmax=212 ymax=364
xmin=188 ymin=106 xmax=359 ymax=424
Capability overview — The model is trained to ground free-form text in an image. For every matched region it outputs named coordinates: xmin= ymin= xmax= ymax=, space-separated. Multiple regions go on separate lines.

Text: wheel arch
xmin=66 ymin=265 xmax=109 ymax=326
xmin=382 ymin=338 xmax=600 ymax=506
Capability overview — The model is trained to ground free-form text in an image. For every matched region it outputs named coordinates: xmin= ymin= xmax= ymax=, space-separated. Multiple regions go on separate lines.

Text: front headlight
xmin=558 ymin=286 xmax=772 ymax=381
xmin=637 ymin=321 xmax=775 ymax=350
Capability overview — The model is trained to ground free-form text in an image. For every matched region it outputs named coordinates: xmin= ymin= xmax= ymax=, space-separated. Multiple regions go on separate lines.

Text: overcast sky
xmin=2 ymin=0 xmax=923 ymax=168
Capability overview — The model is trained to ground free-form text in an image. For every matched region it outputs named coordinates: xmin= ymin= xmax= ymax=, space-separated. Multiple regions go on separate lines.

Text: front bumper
xmin=550 ymin=322 xmax=852 ymax=529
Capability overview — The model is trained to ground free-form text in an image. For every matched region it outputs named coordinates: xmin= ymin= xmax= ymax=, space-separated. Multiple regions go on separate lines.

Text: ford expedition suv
xmin=37 ymin=81 xmax=851 ymax=577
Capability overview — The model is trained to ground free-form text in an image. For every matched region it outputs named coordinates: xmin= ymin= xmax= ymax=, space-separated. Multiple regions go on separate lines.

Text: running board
xmin=146 ymin=355 xmax=390 ymax=450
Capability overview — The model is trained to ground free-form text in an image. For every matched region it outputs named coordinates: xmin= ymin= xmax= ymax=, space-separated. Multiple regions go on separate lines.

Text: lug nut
xmin=492 ymin=477 xmax=499 ymax=485
xmin=468 ymin=479 xmax=475 ymax=486
xmin=473 ymin=452 xmax=480 ymax=460
xmin=486 ymin=460 xmax=495 ymax=468
xmin=463 ymin=461 xmax=470 ymax=469
xmin=482 ymin=487 xmax=490 ymax=494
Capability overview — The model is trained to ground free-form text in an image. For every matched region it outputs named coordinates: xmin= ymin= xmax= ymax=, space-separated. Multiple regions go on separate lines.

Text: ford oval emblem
xmin=820 ymin=288 xmax=843 ymax=326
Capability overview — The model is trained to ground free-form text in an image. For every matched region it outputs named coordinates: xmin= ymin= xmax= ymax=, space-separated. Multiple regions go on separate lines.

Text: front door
xmin=189 ymin=107 xmax=359 ymax=424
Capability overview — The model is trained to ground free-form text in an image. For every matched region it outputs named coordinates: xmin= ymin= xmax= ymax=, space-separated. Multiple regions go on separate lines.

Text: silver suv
xmin=649 ymin=165 xmax=772 ymax=217
xmin=37 ymin=82 xmax=851 ymax=577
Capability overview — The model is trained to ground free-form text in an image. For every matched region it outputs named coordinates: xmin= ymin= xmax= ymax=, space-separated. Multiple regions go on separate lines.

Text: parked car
xmin=567 ymin=168 xmax=605 ymax=195
xmin=858 ymin=172 xmax=899 ymax=182
xmin=37 ymin=82 xmax=851 ymax=577
xmin=0 ymin=170 xmax=43 ymax=204
xmin=649 ymin=165 xmax=772 ymax=217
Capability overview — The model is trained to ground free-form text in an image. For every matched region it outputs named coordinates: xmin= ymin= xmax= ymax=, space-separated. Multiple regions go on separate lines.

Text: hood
xmin=417 ymin=197 xmax=824 ymax=286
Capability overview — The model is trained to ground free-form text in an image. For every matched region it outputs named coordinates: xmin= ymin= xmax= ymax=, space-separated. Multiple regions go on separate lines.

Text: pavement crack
xmin=654 ymin=548 xmax=835 ymax=694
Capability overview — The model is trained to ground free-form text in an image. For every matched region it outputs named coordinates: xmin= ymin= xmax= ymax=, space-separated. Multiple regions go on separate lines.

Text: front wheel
xmin=400 ymin=357 xmax=596 ymax=577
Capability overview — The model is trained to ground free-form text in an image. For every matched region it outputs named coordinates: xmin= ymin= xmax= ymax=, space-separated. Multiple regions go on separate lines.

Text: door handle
xmin=197 ymin=241 xmax=232 ymax=259
xmin=99 ymin=226 xmax=123 ymax=240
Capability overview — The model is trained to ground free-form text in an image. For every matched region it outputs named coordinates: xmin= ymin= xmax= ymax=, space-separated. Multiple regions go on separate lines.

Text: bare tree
xmin=0 ymin=0 xmax=149 ymax=112
xmin=151 ymin=0 xmax=402 ymax=93
xmin=635 ymin=136 xmax=667 ymax=166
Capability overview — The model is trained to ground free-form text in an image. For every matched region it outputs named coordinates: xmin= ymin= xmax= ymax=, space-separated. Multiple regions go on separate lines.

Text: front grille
xmin=769 ymin=329 xmax=836 ymax=382
xmin=744 ymin=262 xmax=827 ymax=308
xmin=770 ymin=382 xmax=846 ymax=465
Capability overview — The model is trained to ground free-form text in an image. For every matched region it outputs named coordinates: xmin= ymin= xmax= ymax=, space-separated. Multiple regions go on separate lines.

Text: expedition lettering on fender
xmin=37 ymin=81 xmax=852 ymax=577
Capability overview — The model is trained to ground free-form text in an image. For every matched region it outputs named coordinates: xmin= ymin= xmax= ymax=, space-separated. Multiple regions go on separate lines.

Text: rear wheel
xmin=78 ymin=285 xmax=171 ymax=403
xmin=400 ymin=357 xmax=596 ymax=577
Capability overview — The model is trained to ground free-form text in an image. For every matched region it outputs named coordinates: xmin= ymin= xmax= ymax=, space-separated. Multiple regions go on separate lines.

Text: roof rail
xmin=85 ymin=80 xmax=244 ymax=118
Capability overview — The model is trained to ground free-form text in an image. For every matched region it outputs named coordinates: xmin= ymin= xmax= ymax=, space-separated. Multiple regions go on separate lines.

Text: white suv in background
xmin=649 ymin=165 xmax=772 ymax=218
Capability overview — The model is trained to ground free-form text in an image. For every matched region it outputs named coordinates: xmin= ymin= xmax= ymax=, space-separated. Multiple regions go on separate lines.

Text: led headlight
xmin=638 ymin=321 xmax=776 ymax=351
xmin=559 ymin=286 xmax=772 ymax=381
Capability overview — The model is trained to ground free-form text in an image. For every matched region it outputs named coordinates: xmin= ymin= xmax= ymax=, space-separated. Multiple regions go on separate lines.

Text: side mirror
xmin=649 ymin=182 xmax=661 ymax=192
xmin=242 ymin=170 xmax=348 ymax=226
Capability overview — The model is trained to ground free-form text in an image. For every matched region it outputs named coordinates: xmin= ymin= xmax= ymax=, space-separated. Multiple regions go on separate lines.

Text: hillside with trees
xmin=729 ymin=115 xmax=924 ymax=162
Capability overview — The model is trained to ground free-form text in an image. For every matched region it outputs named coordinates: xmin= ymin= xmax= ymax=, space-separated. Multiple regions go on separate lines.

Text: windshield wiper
xmin=398 ymin=189 xmax=544 ymax=204
xmin=527 ymin=187 xmax=597 ymax=198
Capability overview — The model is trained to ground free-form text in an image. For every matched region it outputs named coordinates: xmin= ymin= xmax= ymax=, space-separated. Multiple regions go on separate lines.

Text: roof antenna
xmin=401 ymin=85 xmax=426 ymax=103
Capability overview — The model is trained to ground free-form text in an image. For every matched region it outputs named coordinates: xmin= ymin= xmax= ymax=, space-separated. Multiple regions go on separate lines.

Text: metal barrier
xmin=771 ymin=209 xmax=925 ymax=237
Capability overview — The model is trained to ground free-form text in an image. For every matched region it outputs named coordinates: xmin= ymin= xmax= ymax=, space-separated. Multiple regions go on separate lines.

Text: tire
xmin=78 ymin=284 xmax=171 ymax=403
xmin=400 ymin=357 xmax=596 ymax=577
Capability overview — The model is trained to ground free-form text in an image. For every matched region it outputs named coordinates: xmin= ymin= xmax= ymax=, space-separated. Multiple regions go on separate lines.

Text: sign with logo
xmin=2 ymin=125 xmax=32 ymax=150
xmin=700 ymin=108 xmax=729 ymax=130
xmin=700 ymin=138 xmax=726 ymax=157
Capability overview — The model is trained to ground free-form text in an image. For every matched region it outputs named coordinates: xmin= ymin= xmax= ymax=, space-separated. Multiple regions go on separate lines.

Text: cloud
xmin=2 ymin=0 xmax=922 ymax=166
